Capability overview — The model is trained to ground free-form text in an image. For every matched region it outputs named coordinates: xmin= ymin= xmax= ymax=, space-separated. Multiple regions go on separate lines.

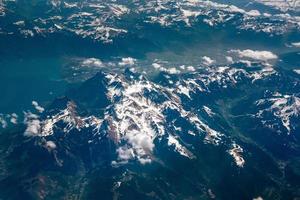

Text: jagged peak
xmin=22 ymin=70 xmax=231 ymax=165
xmin=256 ymin=92 xmax=300 ymax=134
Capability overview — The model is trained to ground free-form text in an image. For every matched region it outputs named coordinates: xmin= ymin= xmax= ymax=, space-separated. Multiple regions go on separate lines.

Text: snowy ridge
xmin=104 ymin=71 xmax=215 ymax=164
xmin=24 ymin=101 xmax=102 ymax=137
xmin=228 ymin=142 xmax=245 ymax=167
xmin=141 ymin=0 xmax=300 ymax=34
xmin=19 ymin=55 xmax=282 ymax=166
xmin=254 ymin=0 xmax=300 ymax=12
xmin=173 ymin=63 xmax=276 ymax=95
xmin=21 ymin=68 xmax=253 ymax=166
xmin=256 ymin=92 xmax=300 ymax=134
xmin=0 ymin=1 xmax=5 ymax=17
xmin=1 ymin=0 xmax=299 ymax=41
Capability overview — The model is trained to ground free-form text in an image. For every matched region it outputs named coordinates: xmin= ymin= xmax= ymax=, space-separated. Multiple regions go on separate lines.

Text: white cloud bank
xmin=81 ymin=58 xmax=103 ymax=68
xmin=229 ymin=49 xmax=278 ymax=61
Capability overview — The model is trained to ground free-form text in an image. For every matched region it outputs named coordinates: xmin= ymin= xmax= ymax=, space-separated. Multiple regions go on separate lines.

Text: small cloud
xmin=152 ymin=63 xmax=180 ymax=74
xmin=81 ymin=58 xmax=103 ymax=68
xmin=167 ymin=67 xmax=180 ymax=74
xmin=0 ymin=115 xmax=7 ymax=128
xmin=225 ymin=56 xmax=233 ymax=64
xmin=253 ymin=197 xmax=263 ymax=200
xmin=291 ymin=42 xmax=300 ymax=48
xmin=116 ymin=146 xmax=135 ymax=161
xmin=13 ymin=20 xmax=25 ymax=26
xmin=10 ymin=113 xmax=18 ymax=124
xmin=247 ymin=9 xmax=261 ymax=17
xmin=24 ymin=112 xmax=41 ymax=136
xmin=152 ymin=63 xmax=161 ymax=69
xmin=119 ymin=57 xmax=136 ymax=66
xmin=24 ymin=119 xmax=41 ymax=136
xmin=45 ymin=141 xmax=57 ymax=150
xmin=202 ymin=56 xmax=215 ymax=66
xmin=0 ymin=113 xmax=18 ymax=128
xmin=175 ymin=65 xmax=195 ymax=72
xmin=186 ymin=66 xmax=195 ymax=71
xmin=32 ymin=101 xmax=45 ymax=113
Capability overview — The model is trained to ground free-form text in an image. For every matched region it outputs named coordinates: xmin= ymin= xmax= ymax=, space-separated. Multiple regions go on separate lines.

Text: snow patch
xmin=228 ymin=143 xmax=245 ymax=167
xmin=293 ymin=69 xmax=300 ymax=75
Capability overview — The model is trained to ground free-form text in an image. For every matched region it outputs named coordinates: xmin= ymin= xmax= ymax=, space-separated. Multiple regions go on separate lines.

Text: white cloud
xmin=32 ymin=101 xmax=45 ymax=113
xmin=115 ymin=131 xmax=154 ymax=165
xmin=13 ymin=20 xmax=25 ymax=26
xmin=167 ymin=67 xmax=181 ymax=74
xmin=202 ymin=56 xmax=215 ymax=66
xmin=152 ymin=63 xmax=181 ymax=74
xmin=24 ymin=119 xmax=41 ymax=136
xmin=186 ymin=65 xmax=195 ymax=71
xmin=253 ymin=197 xmax=263 ymax=200
xmin=10 ymin=113 xmax=18 ymax=124
xmin=291 ymin=42 xmax=300 ymax=47
xmin=263 ymin=13 xmax=271 ymax=17
xmin=152 ymin=63 xmax=161 ymax=69
xmin=125 ymin=130 xmax=154 ymax=153
xmin=229 ymin=49 xmax=278 ymax=61
xmin=45 ymin=141 xmax=57 ymax=150
xmin=116 ymin=146 xmax=134 ymax=161
xmin=246 ymin=10 xmax=261 ymax=17
xmin=119 ymin=57 xmax=136 ymax=66
xmin=0 ymin=115 xmax=7 ymax=128
xmin=178 ymin=65 xmax=195 ymax=72
xmin=24 ymin=112 xmax=41 ymax=136
xmin=225 ymin=56 xmax=233 ymax=64
xmin=0 ymin=113 xmax=18 ymax=128
xmin=81 ymin=58 xmax=103 ymax=68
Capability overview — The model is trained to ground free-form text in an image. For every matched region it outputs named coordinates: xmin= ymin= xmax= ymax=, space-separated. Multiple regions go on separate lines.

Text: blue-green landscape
xmin=0 ymin=0 xmax=300 ymax=199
